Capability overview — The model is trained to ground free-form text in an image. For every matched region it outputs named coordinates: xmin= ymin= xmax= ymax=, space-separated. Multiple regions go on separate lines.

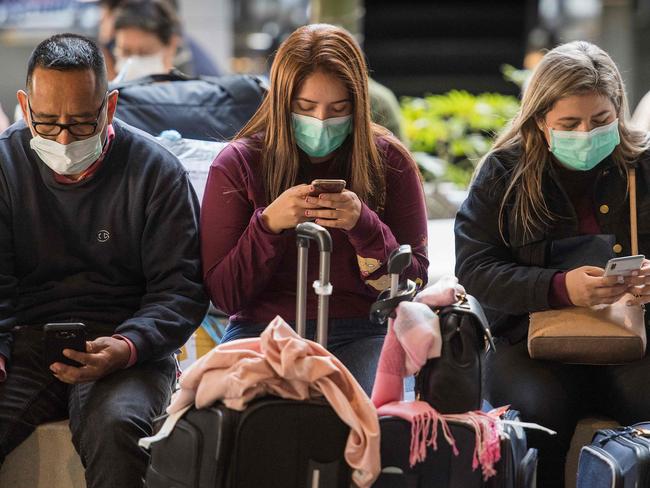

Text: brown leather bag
xmin=528 ymin=167 xmax=646 ymax=365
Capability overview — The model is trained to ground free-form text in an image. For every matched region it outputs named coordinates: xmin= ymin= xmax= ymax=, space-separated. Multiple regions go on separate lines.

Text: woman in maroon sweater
xmin=200 ymin=24 xmax=428 ymax=393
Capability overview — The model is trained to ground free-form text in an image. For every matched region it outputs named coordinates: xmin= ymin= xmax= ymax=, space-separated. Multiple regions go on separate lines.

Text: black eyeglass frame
xmin=28 ymin=94 xmax=108 ymax=137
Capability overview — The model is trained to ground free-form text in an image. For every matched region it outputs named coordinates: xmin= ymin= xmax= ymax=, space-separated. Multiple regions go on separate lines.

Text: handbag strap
xmin=630 ymin=166 xmax=638 ymax=255
xmin=437 ymin=294 xmax=496 ymax=351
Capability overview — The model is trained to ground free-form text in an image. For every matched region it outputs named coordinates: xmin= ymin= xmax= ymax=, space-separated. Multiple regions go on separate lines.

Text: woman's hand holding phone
xmin=565 ymin=266 xmax=631 ymax=307
xmin=622 ymin=258 xmax=650 ymax=306
xmin=261 ymin=184 xmax=323 ymax=234
xmin=304 ymin=189 xmax=362 ymax=231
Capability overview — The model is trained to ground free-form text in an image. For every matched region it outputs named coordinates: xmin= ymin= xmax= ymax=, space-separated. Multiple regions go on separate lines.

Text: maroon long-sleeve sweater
xmin=200 ymin=136 xmax=429 ymax=324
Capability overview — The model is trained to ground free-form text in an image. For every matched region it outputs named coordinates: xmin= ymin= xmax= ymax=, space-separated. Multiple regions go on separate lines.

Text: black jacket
xmin=0 ymin=119 xmax=208 ymax=363
xmin=454 ymin=145 xmax=650 ymax=343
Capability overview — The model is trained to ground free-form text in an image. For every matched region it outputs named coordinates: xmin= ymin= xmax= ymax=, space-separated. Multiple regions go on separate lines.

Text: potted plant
xmin=402 ymin=89 xmax=520 ymax=217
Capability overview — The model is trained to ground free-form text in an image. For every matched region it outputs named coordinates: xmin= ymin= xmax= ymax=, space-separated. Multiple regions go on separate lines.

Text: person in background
xmin=631 ymin=90 xmax=650 ymax=131
xmin=98 ymin=0 xmax=221 ymax=80
xmin=0 ymin=104 xmax=9 ymax=133
xmin=0 ymin=34 xmax=207 ymax=487
xmin=200 ymin=24 xmax=428 ymax=395
xmin=455 ymin=41 xmax=650 ymax=487
xmin=112 ymin=0 xmax=180 ymax=82
xmin=368 ymin=78 xmax=408 ymax=145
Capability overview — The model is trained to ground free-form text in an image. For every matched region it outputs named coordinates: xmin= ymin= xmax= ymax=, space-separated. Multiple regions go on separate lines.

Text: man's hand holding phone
xmin=49 ymin=336 xmax=131 ymax=384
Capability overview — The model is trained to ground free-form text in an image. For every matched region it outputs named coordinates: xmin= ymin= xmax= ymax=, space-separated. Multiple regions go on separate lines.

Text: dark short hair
xmin=26 ymin=33 xmax=107 ymax=95
xmin=114 ymin=0 xmax=180 ymax=45
xmin=98 ymin=0 xmax=124 ymax=9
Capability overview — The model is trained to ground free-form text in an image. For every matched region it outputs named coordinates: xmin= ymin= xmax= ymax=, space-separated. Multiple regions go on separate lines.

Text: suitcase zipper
xmin=621 ymin=428 xmax=650 ymax=487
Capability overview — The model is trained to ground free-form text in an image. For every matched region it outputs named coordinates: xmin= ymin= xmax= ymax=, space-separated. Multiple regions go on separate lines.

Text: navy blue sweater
xmin=0 ymin=119 xmax=208 ymax=363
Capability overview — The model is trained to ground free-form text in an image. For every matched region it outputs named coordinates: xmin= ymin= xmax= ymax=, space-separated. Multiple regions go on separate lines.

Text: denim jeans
xmin=0 ymin=326 xmax=176 ymax=488
xmin=222 ymin=318 xmax=388 ymax=395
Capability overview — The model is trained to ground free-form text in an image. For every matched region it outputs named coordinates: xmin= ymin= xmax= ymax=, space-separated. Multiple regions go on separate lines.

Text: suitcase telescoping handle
xmin=368 ymin=245 xmax=416 ymax=324
xmin=387 ymin=244 xmax=412 ymax=298
xmin=295 ymin=222 xmax=333 ymax=346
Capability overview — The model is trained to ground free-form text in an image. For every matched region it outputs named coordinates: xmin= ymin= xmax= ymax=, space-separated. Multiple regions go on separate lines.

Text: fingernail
xmin=305 ymin=210 xmax=310 ymax=216
xmin=633 ymin=271 xmax=639 ymax=276
xmin=627 ymin=301 xmax=633 ymax=306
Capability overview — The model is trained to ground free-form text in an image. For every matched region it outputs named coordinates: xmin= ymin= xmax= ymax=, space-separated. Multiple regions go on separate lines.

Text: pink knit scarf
xmin=377 ymin=400 xmax=457 ymax=466
xmin=445 ymin=406 xmax=509 ymax=480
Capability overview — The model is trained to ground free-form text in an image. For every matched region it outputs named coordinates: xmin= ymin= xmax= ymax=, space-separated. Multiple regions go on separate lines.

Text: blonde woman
xmin=455 ymin=41 xmax=650 ymax=486
xmin=200 ymin=24 xmax=428 ymax=394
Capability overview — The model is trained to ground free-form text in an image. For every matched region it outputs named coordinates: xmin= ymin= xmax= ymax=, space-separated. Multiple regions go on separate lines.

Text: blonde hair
xmin=475 ymin=41 xmax=648 ymax=240
xmin=236 ymin=23 xmax=411 ymax=210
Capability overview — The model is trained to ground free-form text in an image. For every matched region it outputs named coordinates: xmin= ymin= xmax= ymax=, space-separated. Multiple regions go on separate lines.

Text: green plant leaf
xmin=401 ymin=89 xmax=520 ymax=188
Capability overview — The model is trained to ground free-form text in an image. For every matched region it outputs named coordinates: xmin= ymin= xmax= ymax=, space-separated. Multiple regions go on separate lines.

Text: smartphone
xmin=43 ymin=323 xmax=86 ymax=367
xmin=309 ymin=179 xmax=346 ymax=197
xmin=603 ymin=254 xmax=645 ymax=277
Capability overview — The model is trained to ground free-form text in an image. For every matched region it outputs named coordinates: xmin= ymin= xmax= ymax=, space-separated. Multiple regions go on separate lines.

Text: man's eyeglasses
xmin=28 ymin=95 xmax=107 ymax=137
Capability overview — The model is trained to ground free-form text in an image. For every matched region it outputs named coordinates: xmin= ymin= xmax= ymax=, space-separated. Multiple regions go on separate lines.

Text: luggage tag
xmin=138 ymin=405 xmax=192 ymax=449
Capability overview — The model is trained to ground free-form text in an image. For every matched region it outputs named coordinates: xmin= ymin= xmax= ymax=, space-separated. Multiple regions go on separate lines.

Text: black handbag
xmin=415 ymin=293 xmax=495 ymax=414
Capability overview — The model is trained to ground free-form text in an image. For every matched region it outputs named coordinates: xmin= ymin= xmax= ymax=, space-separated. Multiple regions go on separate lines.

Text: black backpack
xmin=110 ymin=71 xmax=267 ymax=141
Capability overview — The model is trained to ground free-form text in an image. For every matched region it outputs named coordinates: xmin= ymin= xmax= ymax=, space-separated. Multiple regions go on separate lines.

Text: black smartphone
xmin=43 ymin=322 xmax=86 ymax=367
xmin=309 ymin=179 xmax=346 ymax=197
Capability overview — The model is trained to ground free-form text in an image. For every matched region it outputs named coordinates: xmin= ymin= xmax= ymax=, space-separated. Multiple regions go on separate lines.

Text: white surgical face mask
xmin=114 ymin=53 xmax=166 ymax=83
xmin=29 ymin=127 xmax=105 ymax=176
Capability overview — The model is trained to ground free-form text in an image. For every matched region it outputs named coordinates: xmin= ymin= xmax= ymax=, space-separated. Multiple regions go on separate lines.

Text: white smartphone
xmin=603 ymin=254 xmax=645 ymax=277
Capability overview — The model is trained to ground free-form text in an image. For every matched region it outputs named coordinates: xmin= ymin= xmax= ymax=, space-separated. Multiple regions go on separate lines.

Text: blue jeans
xmin=0 ymin=326 xmax=176 ymax=488
xmin=222 ymin=318 xmax=387 ymax=395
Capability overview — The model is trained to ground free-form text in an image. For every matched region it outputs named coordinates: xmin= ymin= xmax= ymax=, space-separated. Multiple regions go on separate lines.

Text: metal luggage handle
xmin=296 ymin=223 xmax=333 ymax=346
xmin=387 ymin=244 xmax=412 ymax=297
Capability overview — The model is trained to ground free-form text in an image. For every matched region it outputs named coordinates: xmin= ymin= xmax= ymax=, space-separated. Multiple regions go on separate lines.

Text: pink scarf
xmin=168 ymin=317 xmax=380 ymax=488
xmin=378 ymin=400 xmax=458 ymax=466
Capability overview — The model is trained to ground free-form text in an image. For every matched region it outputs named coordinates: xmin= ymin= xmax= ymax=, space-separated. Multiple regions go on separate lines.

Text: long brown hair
xmin=236 ymin=23 xmax=409 ymax=210
xmin=475 ymin=41 xmax=648 ymax=240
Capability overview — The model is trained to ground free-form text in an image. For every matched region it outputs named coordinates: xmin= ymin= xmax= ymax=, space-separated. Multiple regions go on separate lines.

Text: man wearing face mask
xmin=0 ymin=34 xmax=207 ymax=487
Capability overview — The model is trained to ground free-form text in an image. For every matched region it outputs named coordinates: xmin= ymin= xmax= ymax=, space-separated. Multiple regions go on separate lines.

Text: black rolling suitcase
xmin=577 ymin=421 xmax=650 ymax=488
xmin=143 ymin=223 xmax=354 ymax=488
xmin=374 ymin=409 xmax=537 ymax=488
xmin=374 ymin=415 xmax=482 ymax=488
xmin=486 ymin=409 xmax=538 ymax=488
